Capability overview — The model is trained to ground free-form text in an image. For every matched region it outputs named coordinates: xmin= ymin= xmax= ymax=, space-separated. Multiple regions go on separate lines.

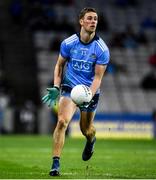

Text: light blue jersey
xmin=60 ymin=33 xmax=110 ymax=93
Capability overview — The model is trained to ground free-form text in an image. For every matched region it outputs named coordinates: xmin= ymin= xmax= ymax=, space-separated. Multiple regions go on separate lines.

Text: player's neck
xmin=80 ymin=30 xmax=95 ymax=44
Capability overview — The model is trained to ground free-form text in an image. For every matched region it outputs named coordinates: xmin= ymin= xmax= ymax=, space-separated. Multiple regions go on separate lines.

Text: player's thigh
xmin=58 ymin=96 xmax=77 ymax=124
xmin=79 ymin=111 xmax=96 ymax=129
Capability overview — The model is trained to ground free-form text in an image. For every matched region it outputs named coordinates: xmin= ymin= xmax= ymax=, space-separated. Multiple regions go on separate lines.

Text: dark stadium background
xmin=0 ymin=0 xmax=156 ymax=138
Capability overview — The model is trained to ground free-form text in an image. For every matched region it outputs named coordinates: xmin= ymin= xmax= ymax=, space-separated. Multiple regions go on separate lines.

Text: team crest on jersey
xmin=89 ymin=53 xmax=97 ymax=59
xmin=72 ymin=58 xmax=93 ymax=72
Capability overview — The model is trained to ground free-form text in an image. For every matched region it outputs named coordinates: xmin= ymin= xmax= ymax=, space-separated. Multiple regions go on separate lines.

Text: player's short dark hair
xmin=79 ymin=7 xmax=97 ymax=20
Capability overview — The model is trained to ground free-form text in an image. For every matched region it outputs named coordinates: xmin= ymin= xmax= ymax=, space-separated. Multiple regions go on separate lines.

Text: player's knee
xmin=57 ymin=118 xmax=68 ymax=130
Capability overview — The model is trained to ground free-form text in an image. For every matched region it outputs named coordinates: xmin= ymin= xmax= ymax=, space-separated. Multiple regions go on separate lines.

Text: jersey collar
xmin=76 ymin=33 xmax=99 ymax=45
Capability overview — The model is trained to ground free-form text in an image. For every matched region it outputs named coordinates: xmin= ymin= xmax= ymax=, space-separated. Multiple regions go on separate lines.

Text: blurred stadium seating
xmin=0 ymin=0 xmax=156 ymax=134
xmin=33 ymin=0 xmax=156 ymax=113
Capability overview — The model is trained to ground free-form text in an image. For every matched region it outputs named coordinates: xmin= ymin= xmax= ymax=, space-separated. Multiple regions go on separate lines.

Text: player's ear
xmin=79 ymin=19 xmax=83 ymax=26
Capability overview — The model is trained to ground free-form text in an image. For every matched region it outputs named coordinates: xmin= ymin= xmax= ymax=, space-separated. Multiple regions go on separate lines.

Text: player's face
xmin=80 ymin=12 xmax=98 ymax=33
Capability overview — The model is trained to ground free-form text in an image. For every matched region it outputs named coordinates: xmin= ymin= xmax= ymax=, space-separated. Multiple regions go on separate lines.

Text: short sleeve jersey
xmin=60 ymin=33 xmax=110 ymax=91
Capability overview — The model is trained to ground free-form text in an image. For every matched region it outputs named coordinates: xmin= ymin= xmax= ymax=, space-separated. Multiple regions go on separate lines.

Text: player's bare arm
xmin=54 ymin=55 xmax=66 ymax=88
xmin=42 ymin=55 xmax=66 ymax=107
xmin=90 ymin=64 xmax=107 ymax=96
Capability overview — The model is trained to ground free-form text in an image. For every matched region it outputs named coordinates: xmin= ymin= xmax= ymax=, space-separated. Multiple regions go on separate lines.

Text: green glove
xmin=42 ymin=86 xmax=60 ymax=107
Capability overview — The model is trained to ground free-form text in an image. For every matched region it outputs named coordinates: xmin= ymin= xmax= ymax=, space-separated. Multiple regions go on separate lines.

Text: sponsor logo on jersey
xmin=72 ymin=58 xmax=93 ymax=72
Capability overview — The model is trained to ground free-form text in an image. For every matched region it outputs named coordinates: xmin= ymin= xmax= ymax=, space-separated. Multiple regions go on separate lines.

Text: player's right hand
xmin=78 ymin=99 xmax=94 ymax=109
xmin=42 ymin=86 xmax=60 ymax=107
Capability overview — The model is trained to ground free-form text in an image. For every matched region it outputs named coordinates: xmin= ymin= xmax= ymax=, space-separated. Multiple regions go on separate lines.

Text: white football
xmin=71 ymin=84 xmax=92 ymax=105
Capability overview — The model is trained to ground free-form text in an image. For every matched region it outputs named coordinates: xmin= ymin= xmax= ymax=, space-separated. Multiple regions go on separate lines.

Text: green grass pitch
xmin=0 ymin=135 xmax=156 ymax=179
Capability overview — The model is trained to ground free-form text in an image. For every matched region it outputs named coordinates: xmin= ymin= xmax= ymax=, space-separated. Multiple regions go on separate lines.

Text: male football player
xmin=42 ymin=7 xmax=110 ymax=176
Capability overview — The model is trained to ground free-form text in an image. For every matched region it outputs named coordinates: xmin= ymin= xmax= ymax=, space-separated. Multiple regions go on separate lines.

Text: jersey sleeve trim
xmin=96 ymin=38 xmax=109 ymax=52
xmin=64 ymin=34 xmax=78 ymax=45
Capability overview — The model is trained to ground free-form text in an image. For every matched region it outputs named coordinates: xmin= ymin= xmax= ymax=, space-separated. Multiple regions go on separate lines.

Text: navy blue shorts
xmin=61 ymin=85 xmax=99 ymax=112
